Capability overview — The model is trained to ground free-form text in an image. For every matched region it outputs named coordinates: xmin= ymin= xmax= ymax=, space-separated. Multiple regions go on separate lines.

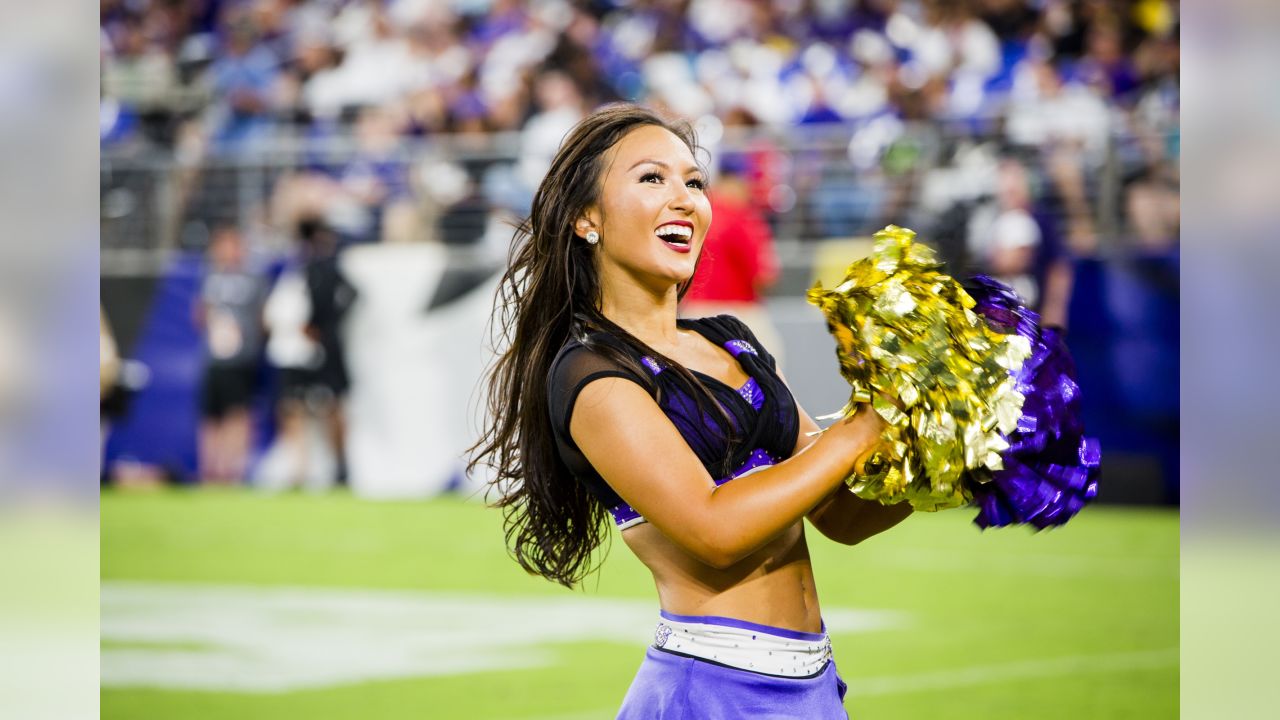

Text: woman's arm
xmin=570 ymin=377 xmax=883 ymax=569
xmin=783 ymin=383 xmax=914 ymax=546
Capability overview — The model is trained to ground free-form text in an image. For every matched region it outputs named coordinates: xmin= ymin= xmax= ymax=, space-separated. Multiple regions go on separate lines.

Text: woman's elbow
xmin=809 ymin=506 xmax=863 ymax=546
xmin=851 ymin=505 xmax=914 ymax=545
xmin=819 ymin=523 xmax=869 ymax=546
xmin=830 ymin=532 xmax=864 ymax=547
xmin=694 ymin=542 xmax=746 ymax=570
xmin=700 ymin=550 xmax=741 ymax=571
xmin=815 ymin=504 xmax=912 ymax=546
xmin=688 ymin=530 xmax=754 ymax=570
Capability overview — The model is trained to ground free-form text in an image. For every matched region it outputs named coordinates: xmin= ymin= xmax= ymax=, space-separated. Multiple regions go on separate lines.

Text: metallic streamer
xmin=808 ymin=226 xmax=1100 ymax=527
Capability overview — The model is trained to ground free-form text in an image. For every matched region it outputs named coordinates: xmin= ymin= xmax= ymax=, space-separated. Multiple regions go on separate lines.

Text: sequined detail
xmin=724 ymin=339 xmax=758 ymax=357
xmin=609 ymin=503 xmax=645 ymax=529
xmin=737 ymin=377 xmax=764 ymax=411
xmin=614 ymin=447 xmax=779 ymax=526
xmin=714 ymin=447 xmax=778 ymax=486
xmin=640 ymin=356 xmax=663 ymax=375
xmin=653 ymin=611 xmax=833 ymax=677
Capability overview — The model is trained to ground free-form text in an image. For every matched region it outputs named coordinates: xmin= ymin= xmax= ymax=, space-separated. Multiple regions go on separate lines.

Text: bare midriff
xmin=621 ymin=519 xmax=822 ymax=634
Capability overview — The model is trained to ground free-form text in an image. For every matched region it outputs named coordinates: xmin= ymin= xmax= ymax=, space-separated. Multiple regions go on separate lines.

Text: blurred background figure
xmin=296 ymin=217 xmax=355 ymax=482
xmin=194 ymin=224 xmax=266 ymax=486
xmin=966 ymin=157 xmax=1042 ymax=306
xmin=100 ymin=307 xmax=121 ymax=430
xmin=254 ymin=216 xmax=352 ymax=493
xmin=100 ymin=306 xmax=152 ymax=487
xmin=207 ymin=7 xmax=282 ymax=151
xmin=681 ymin=153 xmax=784 ymax=367
xmin=515 ymin=69 xmax=588 ymax=209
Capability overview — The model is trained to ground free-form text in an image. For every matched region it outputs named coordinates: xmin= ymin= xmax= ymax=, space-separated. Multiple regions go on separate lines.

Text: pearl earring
xmin=585 ymin=230 xmax=600 ymax=245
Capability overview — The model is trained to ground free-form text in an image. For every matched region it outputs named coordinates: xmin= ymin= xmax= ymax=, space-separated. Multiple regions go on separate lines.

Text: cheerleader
xmin=471 ymin=104 xmax=912 ymax=718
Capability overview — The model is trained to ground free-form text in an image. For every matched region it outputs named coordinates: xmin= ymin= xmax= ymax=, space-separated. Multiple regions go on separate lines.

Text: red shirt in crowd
xmin=685 ymin=191 xmax=779 ymax=303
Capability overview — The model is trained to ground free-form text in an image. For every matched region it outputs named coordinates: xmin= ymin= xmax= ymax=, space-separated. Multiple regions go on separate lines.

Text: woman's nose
xmin=667 ymin=183 xmax=694 ymax=212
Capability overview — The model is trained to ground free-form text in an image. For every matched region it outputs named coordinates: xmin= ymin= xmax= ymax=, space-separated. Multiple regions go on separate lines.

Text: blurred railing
xmin=100 ymin=121 xmax=1177 ymax=281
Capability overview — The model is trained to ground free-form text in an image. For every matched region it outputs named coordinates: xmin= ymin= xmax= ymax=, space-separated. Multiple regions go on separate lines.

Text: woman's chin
xmin=661 ymin=267 xmax=696 ymax=289
xmin=614 ymin=256 xmax=698 ymax=292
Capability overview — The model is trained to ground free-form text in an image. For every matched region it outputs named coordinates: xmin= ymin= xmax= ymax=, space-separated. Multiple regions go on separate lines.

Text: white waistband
xmin=652 ymin=612 xmax=832 ymax=677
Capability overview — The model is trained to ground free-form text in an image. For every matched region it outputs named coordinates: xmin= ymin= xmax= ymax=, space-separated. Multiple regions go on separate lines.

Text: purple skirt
xmin=616 ymin=616 xmax=849 ymax=719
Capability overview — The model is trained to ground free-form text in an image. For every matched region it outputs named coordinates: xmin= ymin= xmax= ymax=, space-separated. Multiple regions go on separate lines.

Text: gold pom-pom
xmin=807 ymin=226 xmax=1032 ymax=511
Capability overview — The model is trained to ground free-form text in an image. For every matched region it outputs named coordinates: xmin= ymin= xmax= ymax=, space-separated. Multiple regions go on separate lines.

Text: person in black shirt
xmin=298 ymin=218 xmax=354 ymax=484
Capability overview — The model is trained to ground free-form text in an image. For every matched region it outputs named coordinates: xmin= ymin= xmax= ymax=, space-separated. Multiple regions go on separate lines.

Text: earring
xmin=585 ymin=230 xmax=600 ymax=245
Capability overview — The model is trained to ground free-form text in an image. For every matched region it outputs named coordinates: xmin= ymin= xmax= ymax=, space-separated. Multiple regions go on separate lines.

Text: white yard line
xmin=101 ymin=582 xmax=905 ymax=693
xmin=102 ymin=580 xmax=1173 ymax=704
xmin=518 ymin=648 xmax=1178 ymax=718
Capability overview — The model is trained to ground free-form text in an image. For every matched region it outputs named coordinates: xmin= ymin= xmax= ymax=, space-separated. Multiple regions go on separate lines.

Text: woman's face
xmin=580 ymin=124 xmax=712 ymax=292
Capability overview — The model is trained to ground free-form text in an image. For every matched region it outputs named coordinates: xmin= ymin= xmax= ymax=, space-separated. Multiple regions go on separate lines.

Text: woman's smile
xmin=655 ymin=220 xmax=694 ymax=253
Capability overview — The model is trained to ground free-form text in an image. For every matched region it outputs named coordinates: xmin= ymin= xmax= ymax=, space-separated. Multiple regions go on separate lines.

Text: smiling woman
xmin=469 ymin=103 xmax=912 ymax=719
xmin=578 ymin=126 xmax=712 ymax=291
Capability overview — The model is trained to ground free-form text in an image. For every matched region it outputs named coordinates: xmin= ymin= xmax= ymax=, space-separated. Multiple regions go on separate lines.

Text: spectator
xmin=1006 ymin=54 xmax=1112 ymax=163
xmin=101 ymin=15 xmax=180 ymax=111
xmin=300 ymin=218 xmax=357 ymax=482
xmin=303 ymin=4 xmax=422 ymax=119
xmin=337 ymin=104 xmax=414 ymax=242
xmin=515 ymin=70 xmax=586 ymax=203
xmin=681 ymin=154 xmax=784 ymax=367
xmin=1125 ymin=170 xmax=1179 ymax=254
xmin=254 ymin=218 xmax=350 ymax=492
xmin=207 ymin=12 xmax=281 ymax=149
xmin=194 ymin=224 xmax=268 ymax=485
xmin=1073 ymin=17 xmax=1141 ymax=104
xmin=967 ymin=157 xmax=1042 ymax=305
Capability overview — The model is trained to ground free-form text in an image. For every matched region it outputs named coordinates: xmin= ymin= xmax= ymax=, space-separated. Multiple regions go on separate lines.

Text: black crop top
xmin=546 ymin=315 xmax=801 ymax=526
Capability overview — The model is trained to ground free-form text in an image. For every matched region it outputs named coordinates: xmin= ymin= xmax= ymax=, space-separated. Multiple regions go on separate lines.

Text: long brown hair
xmin=468 ymin=103 xmax=722 ymax=587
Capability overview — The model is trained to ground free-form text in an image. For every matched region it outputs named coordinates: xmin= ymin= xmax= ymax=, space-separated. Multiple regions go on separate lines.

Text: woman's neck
xmin=599 ymin=277 xmax=682 ymax=352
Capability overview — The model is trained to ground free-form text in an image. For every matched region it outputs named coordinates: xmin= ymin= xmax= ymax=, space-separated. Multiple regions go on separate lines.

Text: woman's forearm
xmin=691 ymin=409 xmax=884 ymax=566
xmin=811 ymin=488 xmax=913 ymax=546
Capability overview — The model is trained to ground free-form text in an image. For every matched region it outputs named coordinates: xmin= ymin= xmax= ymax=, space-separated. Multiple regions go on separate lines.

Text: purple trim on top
xmin=609 ymin=503 xmax=643 ymax=526
xmin=737 ymin=377 xmax=764 ymax=411
xmin=724 ymin=339 xmax=758 ymax=357
xmin=641 ymin=356 xmax=663 ymax=375
xmin=714 ymin=447 xmax=778 ymax=486
xmin=614 ymin=447 xmax=780 ymax=527
xmin=659 ymin=610 xmax=828 ymax=642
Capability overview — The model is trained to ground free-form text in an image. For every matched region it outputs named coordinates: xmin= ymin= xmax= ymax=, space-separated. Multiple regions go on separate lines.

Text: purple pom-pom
xmin=963 ymin=276 xmax=1101 ymax=530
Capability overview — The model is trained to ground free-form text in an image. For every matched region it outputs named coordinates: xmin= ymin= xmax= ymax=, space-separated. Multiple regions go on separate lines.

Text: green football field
xmin=101 ymin=489 xmax=1177 ymax=719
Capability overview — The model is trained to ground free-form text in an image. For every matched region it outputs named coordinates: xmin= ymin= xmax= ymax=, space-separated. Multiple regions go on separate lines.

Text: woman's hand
xmin=786 ymin=395 xmax=911 ymax=547
xmin=818 ymin=403 xmax=887 ymax=477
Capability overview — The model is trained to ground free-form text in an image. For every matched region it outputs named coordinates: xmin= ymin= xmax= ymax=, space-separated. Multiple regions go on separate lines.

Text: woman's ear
xmin=574 ymin=209 xmax=600 ymax=240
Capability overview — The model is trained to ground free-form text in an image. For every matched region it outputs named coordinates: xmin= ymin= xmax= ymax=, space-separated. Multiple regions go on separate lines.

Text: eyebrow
xmin=628 ymin=158 xmax=704 ymax=175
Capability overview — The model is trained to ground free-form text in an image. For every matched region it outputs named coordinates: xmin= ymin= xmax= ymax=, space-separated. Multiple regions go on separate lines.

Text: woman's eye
xmin=687 ymin=178 xmax=706 ymax=190
xmin=640 ymin=172 xmax=663 ymax=184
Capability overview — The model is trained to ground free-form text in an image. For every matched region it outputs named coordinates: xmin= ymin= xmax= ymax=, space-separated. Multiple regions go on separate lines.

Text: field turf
xmin=102 ymin=489 xmax=1177 ymax=719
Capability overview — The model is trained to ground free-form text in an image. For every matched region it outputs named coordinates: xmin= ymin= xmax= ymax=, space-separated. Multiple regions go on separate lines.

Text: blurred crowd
xmin=100 ymin=0 xmax=1180 ymax=270
xmin=100 ymin=0 xmax=1179 ymax=492
xmin=100 ymin=0 xmax=1178 ymax=147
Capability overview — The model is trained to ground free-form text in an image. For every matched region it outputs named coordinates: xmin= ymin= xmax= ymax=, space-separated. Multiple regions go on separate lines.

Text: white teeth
xmin=656 ymin=224 xmax=692 ymax=241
